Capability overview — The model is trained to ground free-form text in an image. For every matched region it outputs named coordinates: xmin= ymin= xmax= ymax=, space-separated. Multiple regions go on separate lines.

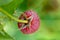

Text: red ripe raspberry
xmin=18 ymin=10 xmax=40 ymax=34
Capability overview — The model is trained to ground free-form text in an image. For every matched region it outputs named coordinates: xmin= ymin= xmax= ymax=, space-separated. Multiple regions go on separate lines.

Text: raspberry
xmin=18 ymin=10 xmax=40 ymax=34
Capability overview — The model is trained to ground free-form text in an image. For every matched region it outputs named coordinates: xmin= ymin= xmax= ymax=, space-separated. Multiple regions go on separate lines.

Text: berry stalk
xmin=0 ymin=8 xmax=28 ymax=23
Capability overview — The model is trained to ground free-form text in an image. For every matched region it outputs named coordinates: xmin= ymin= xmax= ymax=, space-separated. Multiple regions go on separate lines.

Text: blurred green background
xmin=0 ymin=0 xmax=60 ymax=40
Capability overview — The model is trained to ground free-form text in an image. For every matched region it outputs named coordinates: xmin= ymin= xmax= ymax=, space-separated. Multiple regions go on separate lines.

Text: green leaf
xmin=0 ymin=0 xmax=13 ymax=6
xmin=18 ymin=0 xmax=36 ymax=11
xmin=0 ymin=20 xmax=13 ymax=40
xmin=0 ymin=0 xmax=23 ymax=15
xmin=18 ymin=0 xmax=44 ymax=11
xmin=0 ymin=33 xmax=13 ymax=40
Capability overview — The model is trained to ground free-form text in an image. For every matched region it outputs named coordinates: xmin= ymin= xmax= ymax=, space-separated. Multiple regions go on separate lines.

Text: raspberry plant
xmin=0 ymin=0 xmax=60 ymax=40
xmin=0 ymin=0 xmax=40 ymax=40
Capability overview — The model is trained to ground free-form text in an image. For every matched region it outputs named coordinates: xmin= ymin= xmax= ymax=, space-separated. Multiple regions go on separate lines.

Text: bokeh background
xmin=0 ymin=0 xmax=60 ymax=40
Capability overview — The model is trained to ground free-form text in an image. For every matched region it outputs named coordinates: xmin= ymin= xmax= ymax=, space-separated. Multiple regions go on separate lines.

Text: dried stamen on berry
xmin=18 ymin=14 xmax=32 ymax=30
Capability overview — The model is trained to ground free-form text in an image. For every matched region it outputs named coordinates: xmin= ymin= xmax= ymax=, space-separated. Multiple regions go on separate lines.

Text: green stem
xmin=0 ymin=8 xmax=28 ymax=23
